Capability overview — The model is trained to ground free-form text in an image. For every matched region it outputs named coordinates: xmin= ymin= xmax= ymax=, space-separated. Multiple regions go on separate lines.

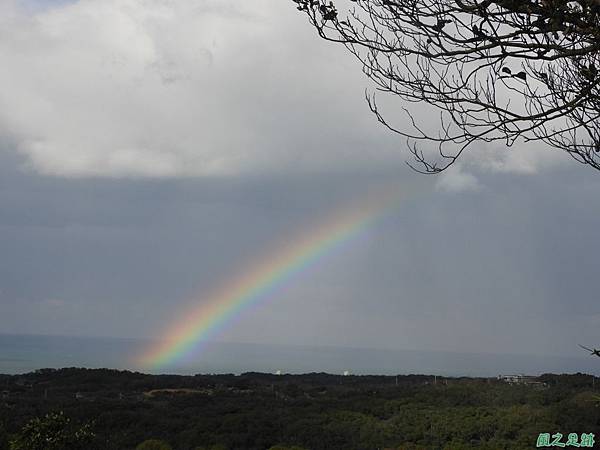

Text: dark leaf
xmin=472 ymin=24 xmax=485 ymax=37
xmin=433 ymin=19 xmax=451 ymax=32
xmin=323 ymin=10 xmax=337 ymax=20
xmin=514 ymin=71 xmax=527 ymax=81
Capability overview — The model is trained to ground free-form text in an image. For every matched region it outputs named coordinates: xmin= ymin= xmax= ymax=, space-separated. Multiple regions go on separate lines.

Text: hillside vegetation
xmin=0 ymin=369 xmax=598 ymax=449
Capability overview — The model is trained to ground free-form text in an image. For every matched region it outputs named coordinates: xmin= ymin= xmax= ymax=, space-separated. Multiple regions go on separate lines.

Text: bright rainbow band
xmin=137 ymin=186 xmax=405 ymax=369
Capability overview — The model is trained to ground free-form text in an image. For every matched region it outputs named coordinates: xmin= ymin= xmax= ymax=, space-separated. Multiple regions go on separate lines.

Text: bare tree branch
xmin=292 ymin=0 xmax=600 ymax=173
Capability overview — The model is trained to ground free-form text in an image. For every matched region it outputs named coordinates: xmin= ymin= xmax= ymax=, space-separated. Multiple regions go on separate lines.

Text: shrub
xmin=135 ymin=439 xmax=173 ymax=450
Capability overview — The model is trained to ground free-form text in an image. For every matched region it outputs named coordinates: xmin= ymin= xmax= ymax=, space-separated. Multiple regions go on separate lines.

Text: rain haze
xmin=1 ymin=0 xmax=600 ymax=376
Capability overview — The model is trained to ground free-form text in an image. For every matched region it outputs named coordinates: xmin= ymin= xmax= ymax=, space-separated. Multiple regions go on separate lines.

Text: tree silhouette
xmin=293 ymin=0 xmax=600 ymax=173
xmin=579 ymin=344 xmax=600 ymax=357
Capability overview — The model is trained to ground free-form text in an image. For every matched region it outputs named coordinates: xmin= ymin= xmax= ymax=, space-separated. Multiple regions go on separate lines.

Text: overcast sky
xmin=1 ymin=0 xmax=600 ymax=361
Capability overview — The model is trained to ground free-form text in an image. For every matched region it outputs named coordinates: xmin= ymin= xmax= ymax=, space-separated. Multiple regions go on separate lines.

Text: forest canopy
xmin=1 ymin=369 xmax=598 ymax=450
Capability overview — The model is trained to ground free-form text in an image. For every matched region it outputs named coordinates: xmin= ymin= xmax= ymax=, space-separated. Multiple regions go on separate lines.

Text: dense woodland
xmin=0 ymin=368 xmax=598 ymax=449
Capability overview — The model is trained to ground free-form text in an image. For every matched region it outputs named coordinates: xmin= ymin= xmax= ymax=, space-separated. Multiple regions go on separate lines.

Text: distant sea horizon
xmin=1 ymin=333 xmax=599 ymax=377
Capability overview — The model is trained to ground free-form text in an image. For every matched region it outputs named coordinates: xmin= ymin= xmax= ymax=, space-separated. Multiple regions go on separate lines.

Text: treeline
xmin=0 ymin=368 xmax=598 ymax=449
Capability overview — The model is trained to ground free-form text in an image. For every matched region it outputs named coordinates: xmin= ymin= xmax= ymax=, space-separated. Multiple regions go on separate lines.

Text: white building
xmin=498 ymin=374 xmax=546 ymax=387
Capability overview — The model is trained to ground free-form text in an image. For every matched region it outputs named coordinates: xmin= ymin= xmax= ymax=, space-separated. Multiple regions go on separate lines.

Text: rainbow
xmin=138 ymin=186 xmax=405 ymax=370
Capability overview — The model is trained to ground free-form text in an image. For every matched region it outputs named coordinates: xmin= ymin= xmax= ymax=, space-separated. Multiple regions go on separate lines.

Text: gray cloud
xmin=1 ymin=130 xmax=600 ymax=360
xmin=1 ymin=0 xmax=599 ymax=370
xmin=0 ymin=0 xmax=411 ymax=177
xmin=2 ymin=0 xmax=565 ymax=180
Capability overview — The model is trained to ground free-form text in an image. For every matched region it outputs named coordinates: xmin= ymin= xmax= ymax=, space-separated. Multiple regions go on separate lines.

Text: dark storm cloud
xmin=1 ymin=0 xmax=599 ymax=368
xmin=2 ymin=136 xmax=600 ymax=360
